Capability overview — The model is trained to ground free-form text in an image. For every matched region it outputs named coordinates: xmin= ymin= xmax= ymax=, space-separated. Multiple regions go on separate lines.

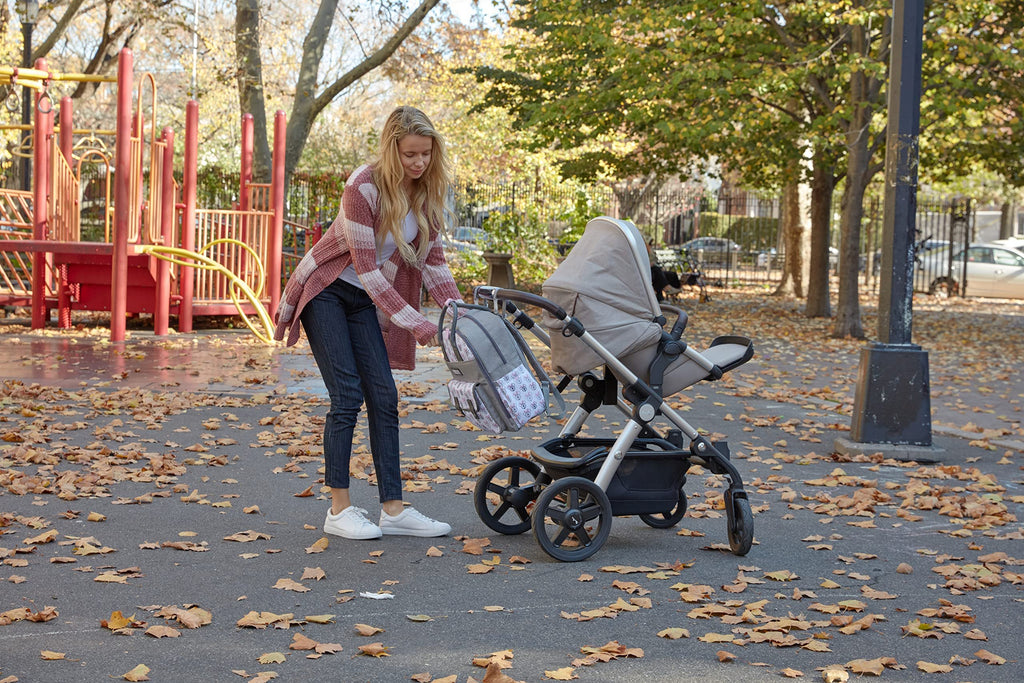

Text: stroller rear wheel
xmin=639 ymin=489 xmax=687 ymax=529
xmin=474 ymin=456 xmax=543 ymax=535
xmin=726 ymin=495 xmax=754 ymax=556
xmin=533 ymin=476 xmax=612 ymax=562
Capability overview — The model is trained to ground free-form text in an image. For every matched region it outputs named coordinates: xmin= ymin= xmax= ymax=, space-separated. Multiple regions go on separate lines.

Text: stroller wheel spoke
xmin=474 ymin=456 xmax=542 ymax=536
xmin=544 ymin=506 xmax=567 ymax=526
xmin=553 ymin=527 xmax=574 ymax=546
xmin=579 ymin=501 xmax=603 ymax=524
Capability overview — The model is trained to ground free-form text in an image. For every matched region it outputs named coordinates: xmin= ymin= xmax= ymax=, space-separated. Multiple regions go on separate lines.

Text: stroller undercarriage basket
xmin=455 ymin=216 xmax=755 ymax=562
xmin=531 ymin=437 xmax=689 ymax=517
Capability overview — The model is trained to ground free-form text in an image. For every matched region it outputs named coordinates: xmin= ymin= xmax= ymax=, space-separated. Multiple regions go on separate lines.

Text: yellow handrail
xmin=139 ymin=239 xmax=276 ymax=345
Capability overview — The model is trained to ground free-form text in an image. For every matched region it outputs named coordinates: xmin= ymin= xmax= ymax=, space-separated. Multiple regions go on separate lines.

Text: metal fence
xmin=189 ymin=167 xmax=982 ymax=293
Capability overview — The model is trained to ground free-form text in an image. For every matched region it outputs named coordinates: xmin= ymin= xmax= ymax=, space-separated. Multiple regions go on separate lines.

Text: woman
xmin=274 ymin=106 xmax=462 ymax=540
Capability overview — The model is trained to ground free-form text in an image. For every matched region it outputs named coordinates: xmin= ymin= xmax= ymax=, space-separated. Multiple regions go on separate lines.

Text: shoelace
xmin=343 ymin=507 xmax=376 ymax=528
xmin=401 ymin=508 xmax=435 ymax=524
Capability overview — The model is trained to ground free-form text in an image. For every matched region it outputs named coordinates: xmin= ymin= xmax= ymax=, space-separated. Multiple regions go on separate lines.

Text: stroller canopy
xmin=542 ymin=217 xmax=664 ymax=376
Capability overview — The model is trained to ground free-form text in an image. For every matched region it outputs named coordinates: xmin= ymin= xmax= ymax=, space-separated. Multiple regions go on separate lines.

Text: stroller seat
xmin=542 ymin=217 xmax=753 ymax=395
xmin=619 ymin=334 xmax=753 ymax=396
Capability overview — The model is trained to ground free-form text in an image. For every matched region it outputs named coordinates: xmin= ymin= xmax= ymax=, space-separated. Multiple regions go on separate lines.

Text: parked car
xmin=443 ymin=226 xmax=491 ymax=256
xmin=452 ymin=226 xmax=490 ymax=246
xmin=915 ymin=242 xmax=1024 ymax=299
xmin=679 ymin=237 xmax=741 ymax=265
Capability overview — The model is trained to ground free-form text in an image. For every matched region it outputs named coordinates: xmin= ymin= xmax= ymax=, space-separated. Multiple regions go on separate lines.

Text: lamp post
xmin=17 ymin=0 xmax=40 ymax=192
xmin=841 ymin=0 xmax=936 ymax=457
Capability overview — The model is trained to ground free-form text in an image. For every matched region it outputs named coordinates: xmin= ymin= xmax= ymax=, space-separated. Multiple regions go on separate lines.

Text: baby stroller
xmin=450 ymin=217 xmax=754 ymax=562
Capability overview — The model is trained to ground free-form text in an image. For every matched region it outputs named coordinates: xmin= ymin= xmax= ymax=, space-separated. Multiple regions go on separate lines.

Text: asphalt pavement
xmin=0 ymin=302 xmax=1021 ymax=683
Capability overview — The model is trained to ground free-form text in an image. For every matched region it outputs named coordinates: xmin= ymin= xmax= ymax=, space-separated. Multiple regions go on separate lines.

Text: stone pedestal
xmin=483 ymin=252 xmax=514 ymax=289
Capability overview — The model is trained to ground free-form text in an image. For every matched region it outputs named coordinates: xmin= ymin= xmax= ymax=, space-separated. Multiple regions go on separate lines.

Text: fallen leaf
xmin=544 ymin=667 xmax=577 ymax=680
xmin=974 ymin=649 xmax=1006 ymax=665
xmin=305 ymin=614 xmax=335 ymax=624
xmin=916 ymin=661 xmax=952 ymax=673
xmin=301 ymin=567 xmax=325 ymax=581
xmin=716 ymin=650 xmax=736 ymax=662
xmin=820 ymin=666 xmax=848 ymax=682
xmin=354 ymin=623 xmax=384 ymax=636
xmin=305 ymin=537 xmax=329 ymax=554
xmin=145 ymin=625 xmax=180 ymax=638
xmin=122 ymin=664 xmax=151 ymax=681
xmin=847 ymin=658 xmax=884 ymax=676
xmin=40 ymin=650 xmax=65 ymax=660
xmin=780 ymin=668 xmax=803 ymax=678
xmin=357 ymin=642 xmax=390 ymax=658
xmin=658 ymin=627 xmax=690 ymax=639
xmin=258 ymin=652 xmax=287 ymax=664
xmin=273 ymin=578 xmax=310 ymax=593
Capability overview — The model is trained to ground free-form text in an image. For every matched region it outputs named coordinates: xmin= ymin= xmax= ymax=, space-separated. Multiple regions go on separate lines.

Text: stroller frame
xmin=472 ymin=281 xmax=754 ymax=562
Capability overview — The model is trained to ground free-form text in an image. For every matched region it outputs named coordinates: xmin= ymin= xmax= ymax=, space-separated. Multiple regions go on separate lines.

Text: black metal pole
xmin=848 ymin=0 xmax=933 ymax=448
xmin=20 ymin=19 xmax=34 ymax=192
xmin=877 ymin=0 xmax=924 ymax=342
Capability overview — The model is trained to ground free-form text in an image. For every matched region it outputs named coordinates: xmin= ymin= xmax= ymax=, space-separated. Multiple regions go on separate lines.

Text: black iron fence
xmin=187 ymin=167 xmax=981 ymax=293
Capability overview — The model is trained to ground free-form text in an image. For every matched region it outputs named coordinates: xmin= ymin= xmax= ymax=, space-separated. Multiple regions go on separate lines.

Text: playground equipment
xmin=141 ymin=240 xmax=276 ymax=344
xmin=0 ymin=49 xmax=286 ymax=342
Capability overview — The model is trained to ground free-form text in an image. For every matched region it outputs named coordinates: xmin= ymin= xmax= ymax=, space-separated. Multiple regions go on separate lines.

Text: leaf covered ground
xmin=0 ymin=293 xmax=1021 ymax=682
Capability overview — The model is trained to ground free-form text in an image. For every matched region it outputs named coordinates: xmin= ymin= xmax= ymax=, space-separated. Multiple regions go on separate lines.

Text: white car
xmin=915 ymin=242 xmax=1024 ymax=299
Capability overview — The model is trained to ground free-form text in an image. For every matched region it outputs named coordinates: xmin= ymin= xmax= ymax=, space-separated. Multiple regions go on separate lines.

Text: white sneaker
xmin=379 ymin=507 xmax=451 ymax=537
xmin=324 ymin=505 xmax=382 ymax=540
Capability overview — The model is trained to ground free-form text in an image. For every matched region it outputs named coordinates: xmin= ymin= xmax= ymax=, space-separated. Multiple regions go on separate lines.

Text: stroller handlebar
xmin=474 ymin=286 xmax=568 ymax=321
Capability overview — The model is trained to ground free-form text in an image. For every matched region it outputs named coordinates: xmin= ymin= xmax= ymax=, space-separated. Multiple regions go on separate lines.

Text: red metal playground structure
xmin=0 ymin=48 xmax=287 ymax=343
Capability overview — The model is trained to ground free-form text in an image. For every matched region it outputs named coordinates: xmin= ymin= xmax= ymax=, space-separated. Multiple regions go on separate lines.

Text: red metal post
xmin=268 ymin=110 xmax=286 ymax=318
xmin=111 ymin=48 xmax=133 ymax=342
xmin=59 ymin=96 xmax=73 ymax=165
xmin=154 ymin=127 xmax=174 ymax=335
xmin=30 ymin=58 xmax=52 ymax=330
xmin=239 ymin=113 xmax=253 ymax=249
xmin=239 ymin=113 xmax=253 ymax=213
xmin=179 ymin=100 xmax=198 ymax=333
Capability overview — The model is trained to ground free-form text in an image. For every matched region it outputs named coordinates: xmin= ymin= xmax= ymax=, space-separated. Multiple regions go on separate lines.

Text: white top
xmin=339 ymin=210 xmax=419 ymax=289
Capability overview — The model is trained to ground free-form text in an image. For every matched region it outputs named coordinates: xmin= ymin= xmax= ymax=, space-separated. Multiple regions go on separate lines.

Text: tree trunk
xmin=1000 ymin=199 xmax=1018 ymax=239
xmin=773 ymin=179 xmax=807 ymax=298
xmin=804 ymin=147 xmax=834 ymax=318
xmin=831 ymin=106 xmax=872 ymax=339
xmin=235 ymin=0 xmax=271 ymax=181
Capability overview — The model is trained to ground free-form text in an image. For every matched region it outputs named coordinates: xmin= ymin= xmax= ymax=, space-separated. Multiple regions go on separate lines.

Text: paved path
xmin=0 ymin=298 xmax=1021 ymax=683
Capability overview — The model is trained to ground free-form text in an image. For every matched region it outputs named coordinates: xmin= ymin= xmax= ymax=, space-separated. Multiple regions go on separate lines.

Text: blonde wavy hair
xmin=372 ymin=106 xmax=452 ymax=264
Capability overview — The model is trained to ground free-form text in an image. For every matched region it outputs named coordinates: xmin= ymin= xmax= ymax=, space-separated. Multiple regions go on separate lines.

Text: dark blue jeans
xmin=300 ymin=279 xmax=403 ymax=502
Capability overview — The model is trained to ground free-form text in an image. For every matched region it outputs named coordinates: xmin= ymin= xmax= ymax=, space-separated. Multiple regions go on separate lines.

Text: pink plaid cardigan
xmin=273 ymin=164 xmax=462 ymax=370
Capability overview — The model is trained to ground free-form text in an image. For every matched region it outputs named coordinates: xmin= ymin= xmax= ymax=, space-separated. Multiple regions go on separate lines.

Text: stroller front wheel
xmin=474 ymin=456 xmax=542 ymax=535
xmin=727 ymin=495 xmax=754 ymax=556
xmin=533 ymin=476 xmax=612 ymax=562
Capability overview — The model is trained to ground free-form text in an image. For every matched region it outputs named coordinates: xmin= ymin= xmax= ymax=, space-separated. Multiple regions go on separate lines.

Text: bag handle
xmin=439 ymin=299 xmax=494 ymax=365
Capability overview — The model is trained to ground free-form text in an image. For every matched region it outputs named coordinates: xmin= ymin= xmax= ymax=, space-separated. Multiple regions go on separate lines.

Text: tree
xmin=471 ymin=1 xmax=1024 ymax=336
xmin=233 ymin=0 xmax=442 ymax=186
